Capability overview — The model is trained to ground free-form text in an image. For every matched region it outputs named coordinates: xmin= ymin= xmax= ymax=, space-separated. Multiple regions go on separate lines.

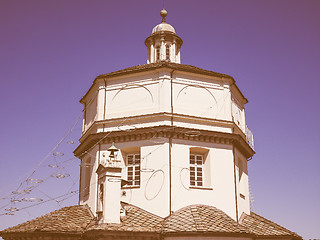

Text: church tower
xmin=74 ymin=8 xmax=254 ymax=223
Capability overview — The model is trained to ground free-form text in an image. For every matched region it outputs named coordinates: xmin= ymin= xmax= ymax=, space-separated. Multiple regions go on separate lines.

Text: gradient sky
xmin=0 ymin=0 xmax=319 ymax=239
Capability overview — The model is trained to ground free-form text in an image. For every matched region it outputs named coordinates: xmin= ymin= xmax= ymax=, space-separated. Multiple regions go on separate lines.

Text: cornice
xmin=74 ymin=125 xmax=255 ymax=159
xmin=79 ymin=112 xmax=235 ymax=143
xmin=144 ymin=31 xmax=183 ymax=46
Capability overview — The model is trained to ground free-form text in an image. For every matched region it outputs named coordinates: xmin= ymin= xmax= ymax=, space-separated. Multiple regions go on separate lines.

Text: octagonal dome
xmin=152 ymin=22 xmax=176 ymax=34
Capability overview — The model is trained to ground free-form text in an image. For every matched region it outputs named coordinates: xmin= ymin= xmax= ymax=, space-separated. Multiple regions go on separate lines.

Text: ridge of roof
xmin=241 ymin=211 xmax=302 ymax=239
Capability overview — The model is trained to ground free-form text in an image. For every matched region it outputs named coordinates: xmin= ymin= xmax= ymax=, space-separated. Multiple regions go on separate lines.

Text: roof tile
xmin=87 ymin=202 xmax=163 ymax=232
xmin=241 ymin=212 xmax=302 ymax=239
xmin=162 ymin=204 xmax=250 ymax=234
xmin=0 ymin=203 xmax=302 ymax=239
xmin=1 ymin=205 xmax=94 ymax=234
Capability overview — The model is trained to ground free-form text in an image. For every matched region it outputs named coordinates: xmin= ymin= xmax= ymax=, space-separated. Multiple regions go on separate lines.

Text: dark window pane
xmin=190 ymin=155 xmax=195 ymax=164
xmin=127 ymin=155 xmax=133 ymax=165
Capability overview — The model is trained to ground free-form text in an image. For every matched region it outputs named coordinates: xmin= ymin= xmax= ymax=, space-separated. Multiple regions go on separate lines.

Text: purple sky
xmin=1 ymin=0 xmax=319 ymax=238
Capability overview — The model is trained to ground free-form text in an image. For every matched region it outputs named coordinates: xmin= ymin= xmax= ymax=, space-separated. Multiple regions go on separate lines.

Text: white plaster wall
xmin=172 ymin=120 xmax=233 ymax=133
xmin=165 ymin=236 xmax=252 ymax=240
xmin=170 ymin=139 xmax=237 ymax=220
xmin=107 ymin=83 xmax=156 ymax=114
xmin=119 ymin=141 xmax=170 ymax=217
xmin=82 ymin=69 xmax=244 ymax=137
xmin=79 ymin=145 xmax=99 ymax=214
xmin=112 ymin=139 xmax=238 ymax=220
xmin=83 ymin=90 xmax=98 ymax=132
xmin=172 ymin=72 xmax=232 ymax=122
xmin=80 ymin=140 xmax=171 ymax=218
xmin=231 ymin=98 xmax=245 ymax=132
xmin=259 ymin=239 xmax=292 ymax=240
xmin=235 ymin=148 xmax=250 ymax=217
xmin=80 ymin=138 xmax=240 ymax=220
xmin=79 ymin=69 xmax=250 ymax=220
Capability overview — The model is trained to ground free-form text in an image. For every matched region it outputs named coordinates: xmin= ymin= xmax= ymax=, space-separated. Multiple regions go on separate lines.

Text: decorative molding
xmin=74 ymin=125 xmax=255 ymax=159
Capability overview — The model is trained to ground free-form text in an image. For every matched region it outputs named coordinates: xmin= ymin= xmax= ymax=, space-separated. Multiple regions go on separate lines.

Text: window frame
xmin=165 ymin=44 xmax=170 ymax=61
xmin=189 ymin=153 xmax=204 ymax=187
xmin=156 ymin=46 xmax=160 ymax=62
xmin=189 ymin=147 xmax=212 ymax=190
xmin=82 ymin=157 xmax=92 ymax=198
xmin=126 ymin=153 xmax=141 ymax=187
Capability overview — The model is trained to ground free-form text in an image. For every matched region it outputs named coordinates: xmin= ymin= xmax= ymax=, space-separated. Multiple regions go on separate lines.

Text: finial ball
xmin=160 ymin=9 xmax=168 ymax=18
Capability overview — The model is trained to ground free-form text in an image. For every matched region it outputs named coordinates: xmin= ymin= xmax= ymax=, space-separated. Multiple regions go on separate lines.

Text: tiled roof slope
xmin=95 ymin=62 xmax=234 ymax=81
xmin=1 ymin=205 xmax=94 ymax=234
xmin=241 ymin=212 xmax=302 ymax=239
xmin=0 ymin=204 xmax=302 ymax=239
xmin=87 ymin=202 xmax=163 ymax=232
xmin=162 ymin=205 xmax=250 ymax=234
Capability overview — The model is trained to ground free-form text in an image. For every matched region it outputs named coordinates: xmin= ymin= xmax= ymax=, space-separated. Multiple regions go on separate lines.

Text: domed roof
xmin=152 ymin=22 xmax=176 ymax=34
xmin=151 ymin=8 xmax=176 ymax=34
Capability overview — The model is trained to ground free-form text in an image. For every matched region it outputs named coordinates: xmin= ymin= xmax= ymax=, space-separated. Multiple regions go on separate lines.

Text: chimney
xmin=96 ymin=164 xmax=122 ymax=224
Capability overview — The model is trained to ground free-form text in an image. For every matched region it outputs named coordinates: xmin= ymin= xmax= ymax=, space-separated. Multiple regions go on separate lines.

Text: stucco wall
xmin=165 ymin=236 xmax=252 ymax=240
xmin=79 ymin=138 xmax=248 ymax=220
xmin=79 ymin=68 xmax=251 ymax=221
xmin=81 ymin=69 xmax=245 ymax=137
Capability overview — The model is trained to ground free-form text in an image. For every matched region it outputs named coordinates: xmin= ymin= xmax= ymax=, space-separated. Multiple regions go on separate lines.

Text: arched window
xmin=156 ymin=46 xmax=160 ymax=61
xmin=166 ymin=45 xmax=170 ymax=61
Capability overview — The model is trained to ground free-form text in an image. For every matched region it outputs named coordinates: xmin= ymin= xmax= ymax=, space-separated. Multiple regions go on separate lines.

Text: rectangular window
xmin=127 ymin=154 xmax=141 ymax=187
xmin=238 ymin=158 xmax=243 ymax=181
xmin=83 ymin=157 xmax=91 ymax=197
xmin=156 ymin=47 xmax=160 ymax=61
xmin=190 ymin=154 xmax=203 ymax=187
xmin=166 ymin=45 xmax=170 ymax=61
